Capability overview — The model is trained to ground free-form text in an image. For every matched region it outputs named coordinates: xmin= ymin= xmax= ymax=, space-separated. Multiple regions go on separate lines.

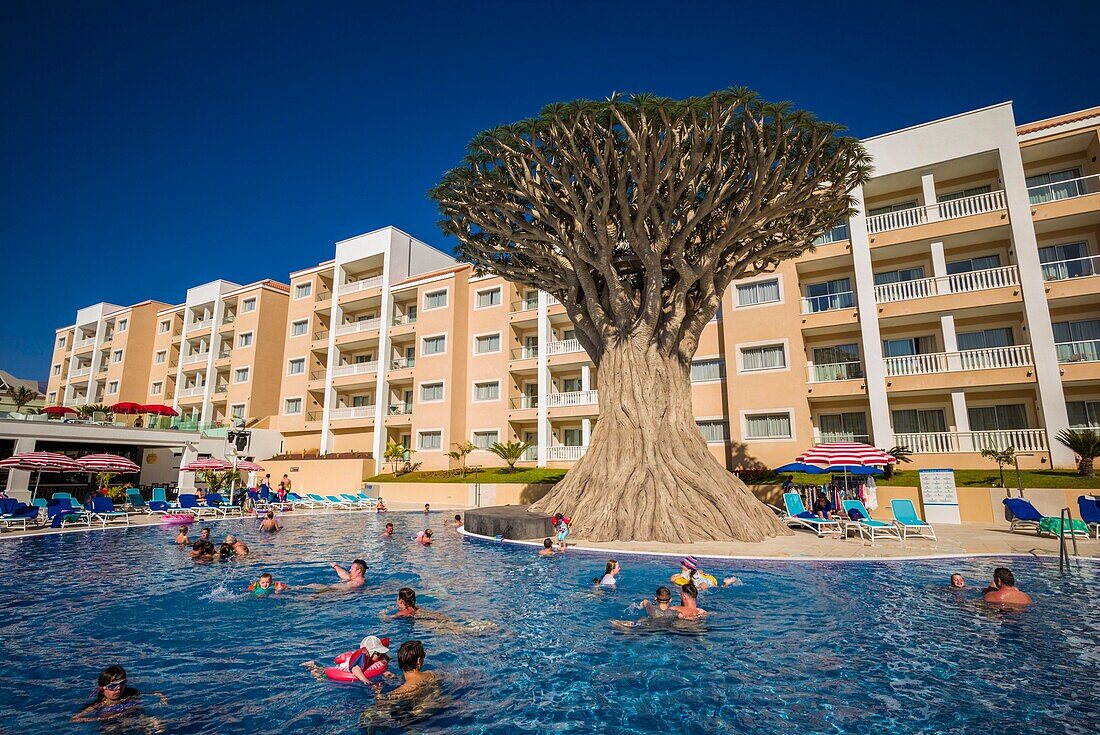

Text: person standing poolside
xmin=72 ymin=665 xmax=167 ymax=722
xmin=278 ymin=474 xmax=291 ymax=503
xmin=594 ymin=559 xmax=620 ymax=586
xmin=372 ymin=640 xmax=441 ymax=701
xmin=673 ymin=581 xmax=708 ymax=620
xmin=553 ymin=513 xmax=571 ymax=551
xmin=376 ymin=498 xmax=387 ymax=513
xmin=332 ymin=559 xmax=368 ymax=588
xmin=983 ymin=567 xmax=1032 ymax=606
xmin=539 ymin=538 xmax=556 ymax=556
xmin=259 ymin=510 xmax=282 ymax=532
xmin=174 ymin=525 xmax=190 ymax=545
xmin=381 ymin=522 xmax=395 ymax=537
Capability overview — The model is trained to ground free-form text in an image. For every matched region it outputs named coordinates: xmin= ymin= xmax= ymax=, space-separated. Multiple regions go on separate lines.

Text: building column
xmin=581 ymin=418 xmax=591 ymax=447
xmin=950 ymin=392 xmax=973 ymax=452
xmin=536 ymin=292 xmax=550 ymax=467
xmin=320 ymin=265 xmax=344 ymax=455
xmin=7 ymin=437 xmax=37 ymax=501
xmin=849 ymin=185 xmax=893 ymax=449
xmin=921 ymin=173 xmax=939 ymax=222
xmin=371 ymin=265 xmax=394 ymax=472
xmin=941 ymin=314 xmax=962 ymax=372
xmin=930 ymin=240 xmax=947 ymax=297
xmin=178 ymin=442 xmax=199 ymax=492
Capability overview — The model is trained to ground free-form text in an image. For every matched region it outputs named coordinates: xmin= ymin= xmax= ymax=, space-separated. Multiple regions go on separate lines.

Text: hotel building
xmin=44 ymin=103 xmax=1100 ymax=477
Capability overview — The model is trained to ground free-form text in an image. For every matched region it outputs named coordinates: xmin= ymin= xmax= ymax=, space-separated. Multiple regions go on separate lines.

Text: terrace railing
xmin=866 ymin=190 xmax=1006 ymax=234
xmin=1027 ymin=173 xmax=1100 ymax=205
xmin=894 ymin=429 xmax=1047 ymax=454
xmin=883 ymin=345 xmax=1032 ymax=376
xmin=874 ymin=265 xmax=1019 ymax=303
xmin=546 ymin=445 xmax=587 ymax=461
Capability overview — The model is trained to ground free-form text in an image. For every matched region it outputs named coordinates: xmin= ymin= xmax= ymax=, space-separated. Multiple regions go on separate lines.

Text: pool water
xmin=0 ymin=513 xmax=1097 ymax=734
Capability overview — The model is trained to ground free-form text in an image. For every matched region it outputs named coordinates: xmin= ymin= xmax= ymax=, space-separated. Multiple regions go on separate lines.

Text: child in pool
xmin=593 ymin=559 xmax=620 ymax=586
xmin=415 ymin=529 xmax=433 ymax=546
xmin=72 ymin=665 xmax=167 ymax=722
xmin=251 ymin=572 xmax=288 ymax=596
xmin=174 ymin=525 xmax=190 ymax=544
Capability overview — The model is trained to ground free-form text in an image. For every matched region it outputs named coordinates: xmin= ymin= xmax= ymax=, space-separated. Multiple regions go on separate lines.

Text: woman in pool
xmin=72 ymin=665 xmax=167 ymax=722
xmin=174 ymin=525 xmax=190 ymax=545
xmin=191 ymin=540 xmax=216 ymax=562
xmin=673 ymin=581 xmax=708 ymax=620
xmin=594 ymin=559 xmax=620 ymax=586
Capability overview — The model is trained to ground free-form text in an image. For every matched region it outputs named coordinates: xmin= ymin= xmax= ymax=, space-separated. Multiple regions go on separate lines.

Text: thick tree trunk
xmin=531 ymin=341 xmax=791 ymax=543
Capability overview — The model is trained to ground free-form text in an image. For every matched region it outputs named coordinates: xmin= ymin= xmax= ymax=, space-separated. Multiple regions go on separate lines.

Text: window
xmin=472 ymin=430 xmax=499 ymax=449
xmin=1027 ymin=168 xmax=1083 ymax=204
xmin=957 ymin=328 xmax=1013 ymax=351
xmin=562 ymin=378 xmax=583 ymax=393
xmin=290 ymin=320 xmax=309 ymax=337
xmin=231 ymin=404 xmax=246 ymax=420
xmin=968 ymin=404 xmax=1027 ymax=431
xmin=867 ymin=200 xmax=918 ymax=217
xmin=1039 ymin=241 xmax=1094 ymax=281
xmin=107 ymin=380 xmax=119 ymax=395
xmin=117 ymin=318 xmax=128 ymax=332
xmin=819 ymin=413 xmax=868 ymax=442
xmin=150 ymin=381 xmax=163 ymax=395
xmin=234 ymin=367 xmax=250 ymax=383
xmin=52 ymin=364 xmax=61 ymax=376
xmin=563 ymin=428 xmax=583 ymax=447
xmin=287 ymin=358 xmax=305 ymax=375
xmin=474 ymin=381 xmax=500 ymax=401
xmin=891 ymin=409 xmax=947 ymax=434
xmin=420 ymin=382 xmax=444 ymax=402
xmin=159 ymin=321 xmax=170 ymax=334
xmin=804 ymin=278 xmax=853 ymax=312
xmin=424 ymin=290 xmax=448 ymax=310
xmin=58 ymin=336 xmax=67 ymax=347
xmin=47 ymin=392 xmax=56 ymax=403
xmin=154 ymin=350 xmax=167 ymax=364
xmin=813 ymin=223 xmax=849 ymax=245
xmin=735 ymin=279 xmax=780 ymax=307
xmin=418 ymin=431 xmax=442 ymax=450
xmin=741 ymin=344 xmax=786 ymax=372
xmin=238 ymin=332 xmax=253 ymax=348
xmin=112 ymin=350 xmax=123 ymax=363
xmin=690 ymin=358 xmax=725 ymax=382
xmin=1053 ymin=319 xmax=1100 ymax=362
xmin=1067 ymin=400 xmax=1100 ymax=428
xmin=475 ymin=288 xmax=502 ymax=308
xmin=474 ymin=333 xmax=501 ymax=354
xmin=422 ymin=335 xmax=446 ymax=355
xmin=937 ymin=184 xmax=991 ymax=202
xmin=294 ymin=283 xmax=312 ymax=299
xmin=883 ymin=336 xmax=937 ymax=358
xmin=873 ymin=266 xmax=926 ymax=285
xmin=351 ymin=395 xmax=373 ymax=408
xmin=744 ymin=412 xmax=792 ymax=440
xmin=241 ymin=298 xmax=257 ymax=313
xmin=946 ymin=254 xmax=1001 ymax=275
xmin=284 ymin=398 xmax=303 ymax=415
xmin=696 ymin=420 xmax=730 ymax=443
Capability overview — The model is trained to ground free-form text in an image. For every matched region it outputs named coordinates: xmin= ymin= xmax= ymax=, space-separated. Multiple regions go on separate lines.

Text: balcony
xmin=212 ymin=385 xmax=228 ymax=396
xmin=74 ymin=337 xmax=96 ymax=349
xmin=807 ymin=361 xmax=864 ymax=383
xmin=330 ymin=405 xmax=376 ymax=420
xmin=511 ymin=346 xmax=538 ymax=360
xmin=874 ymin=266 xmax=1019 ymax=304
xmin=1028 ymin=173 xmax=1100 ymax=205
xmin=1041 ymin=256 xmax=1098 ymax=282
xmin=510 ymin=396 xmax=538 ymax=409
xmin=390 ymin=357 xmax=415 ymax=370
xmin=511 ymin=298 xmax=539 ymax=313
xmin=333 ymin=361 xmax=379 ymax=377
xmin=813 ymin=433 xmax=871 ymax=445
xmin=341 ymin=275 xmax=384 ymax=295
xmin=182 ymin=351 xmax=210 ymax=365
xmin=866 ymin=190 xmax=1007 ymax=235
xmin=800 ymin=291 xmax=856 ymax=315
xmin=315 ymin=291 xmax=332 ymax=304
xmin=215 ymin=349 xmax=231 ymax=361
xmin=883 ymin=346 xmax=1033 ymax=377
xmin=392 ymin=314 xmax=417 ymax=326
xmin=547 ymin=339 xmax=584 ymax=356
xmin=546 ymin=390 xmax=598 ymax=407
xmin=336 ymin=318 xmax=381 ymax=336
xmin=63 ymin=398 xmax=86 ymax=407
xmin=894 ymin=429 xmax=1047 ymax=454
xmin=177 ymin=385 xmax=207 ymax=398
xmin=1057 ymin=340 xmax=1100 ymax=364
xmin=387 ymin=404 xmax=413 ymax=416
xmin=70 ymin=366 xmax=92 ymax=379
xmin=547 ymin=445 xmax=587 ymax=461
xmin=190 ymin=318 xmax=214 ymax=331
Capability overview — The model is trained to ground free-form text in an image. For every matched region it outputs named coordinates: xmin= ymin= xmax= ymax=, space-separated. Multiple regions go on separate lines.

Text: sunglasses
xmin=103 ymin=679 xmax=126 ymax=691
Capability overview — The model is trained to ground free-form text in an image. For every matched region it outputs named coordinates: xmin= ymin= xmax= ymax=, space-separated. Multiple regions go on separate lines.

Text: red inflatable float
xmin=324 ymin=650 xmax=388 ymax=683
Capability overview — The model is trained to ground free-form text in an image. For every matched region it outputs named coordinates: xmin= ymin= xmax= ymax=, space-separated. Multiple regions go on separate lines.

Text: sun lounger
xmin=286 ymin=492 xmax=318 ymax=509
xmin=326 ymin=495 xmax=356 ymax=510
xmin=1037 ymin=516 xmax=1089 ymax=539
xmin=340 ymin=493 xmax=371 ymax=509
xmin=47 ymin=498 xmax=88 ymax=528
xmin=355 ymin=492 xmax=379 ymax=509
xmin=1002 ymin=498 xmax=1046 ymax=534
xmin=0 ymin=498 xmax=40 ymax=531
xmin=782 ymin=492 xmax=843 ymax=537
xmin=125 ymin=489 xmax=165 ymax=515
xmin=178 ymin=493 xmax=219 ymax=518
xmin=1078 ymin=496 xmax=1100 ymax=539
xmin=85 ymin=496 xmax=130 ymax=526
xmin=890 ymin=499 xmax=937 ymax=542
xmin=306 ymin=493 xmax=341 ymax=509
xmin=841 ymin=499 xmax=901 ymax=544
xmin=205 ymin=493 xmax=241 ymax=517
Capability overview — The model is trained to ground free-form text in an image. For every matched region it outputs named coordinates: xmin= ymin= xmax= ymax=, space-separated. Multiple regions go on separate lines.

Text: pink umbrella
xmin=234 ymin=460 xmax=264 ymax=473
xmin=77 ymin=454 xmax=141 ymax=474
xmin=181 ymin=458 xmax=234 ymax=472
xmin=796 ymin=442 xmax=897 ymax=466
xmin=0 ymin=451 xmax=84 ymax=500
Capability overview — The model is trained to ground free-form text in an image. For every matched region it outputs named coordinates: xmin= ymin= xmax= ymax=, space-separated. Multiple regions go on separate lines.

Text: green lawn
xmin=367 ymin=468 xmax=567 ymax=484
xmin=766 ymin=468 xmax=1100 ymax=489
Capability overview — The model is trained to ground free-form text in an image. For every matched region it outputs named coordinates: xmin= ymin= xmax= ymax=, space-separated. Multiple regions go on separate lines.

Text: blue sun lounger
xmin=86 ymin=496 xmax=130 ymax=527
xmin=1079 ymin=496 xmax=1100 ymax=539
xmin=1002 ymin=498 xmax=1045 ymax=534
xmin=782 ymin=493 xmax=842 ymax=537
xmin=841 ymin=500 xmax=901 ymax=544
xmin=204 ymin=493 xmax=242 ymax=517
xmin=178 ymin=493 xmax=219 ymax=519
xmin=890 ymin=499 xmax=937 ymax=542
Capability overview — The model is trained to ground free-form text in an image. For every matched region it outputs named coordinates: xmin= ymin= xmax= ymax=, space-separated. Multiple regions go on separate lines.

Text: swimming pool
xmin=0 ymin=513 xmax=1097 ymax=734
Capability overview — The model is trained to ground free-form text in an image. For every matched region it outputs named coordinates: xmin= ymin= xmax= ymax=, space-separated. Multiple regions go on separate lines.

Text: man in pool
xmin=424 ymin=503 xmax=430 ymax=514
xmin=538 ymin=538 xmax=555 ymax=556
xmin=331 ymin=559 xmax=368 ymax=588
xmin=372 ymin=640 xmax=440 ymax=701
xmin=672 ymin=581 xmax=708 ymax=620
xmin=983 ymin=567 xmax=1032 ymax=606
xmin=381 ymin=522 xmax=395 ymax=537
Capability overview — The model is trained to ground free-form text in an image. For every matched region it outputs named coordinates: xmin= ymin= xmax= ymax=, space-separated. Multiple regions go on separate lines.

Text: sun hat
xmin=681 ymin=556 xmax=699 ymax=571
xmin=360 ymin=635 xmax=390 ymax=654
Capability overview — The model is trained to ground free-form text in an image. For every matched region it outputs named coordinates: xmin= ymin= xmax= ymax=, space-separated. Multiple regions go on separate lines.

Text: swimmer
xmin=227 ymin=535 xmax=249 ymax=556
xmin=424 ymin=503 xmax=431 ymax=514
xmin=380 ymin=587 xmax=420 ymax=620
xmin=415 ymin=529 xmax=433 ymax=546
xmin=218 ymin=541 xmax=236 ymax=561
xmin=199 ymin=528 xmax=212 ymax=543
xmin=331 ymin=559 xmax=368 ymax=588
xmin=174 ymin=525 xmax=190 ymax=545
xmin=983 ymin=567 xmax=1032 ymax=606
xmin=381 ymin=522 xmax=395 ymax=537
xmin=611 ymin=586 xmax=678 ymax=630
xmin=191 ymin=540 xmax=216 ymax=561
xmin=72 ymin=665 xmax=167 ymax=723
xmin=594 ymin=559 xmax=620 ymax=586
xmin=538 ymin=538 xmax=556 ymax=556
xmin=372 ymin=640 xmax=441 ymax=701
xmin=446 ymin=513 xmax=462 ymax=528
xmin=672 ymin=581 xmax=708 ymax=620
xmin=950 ymin=573 xmax=966 ymax=588
xmin=671 ymin=556 xmax=715 ymax=591
xmin=259 ymin=510 xmax=282 ymax=532
xmin=251 ymin=572 xmax=288 ymax=596
xmin=303 ymin=635 xmax=395 ymax=683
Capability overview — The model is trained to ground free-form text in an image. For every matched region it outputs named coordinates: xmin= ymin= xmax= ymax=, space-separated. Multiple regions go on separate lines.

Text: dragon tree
xmin=431 ymin=89 xmax=869 ymax=543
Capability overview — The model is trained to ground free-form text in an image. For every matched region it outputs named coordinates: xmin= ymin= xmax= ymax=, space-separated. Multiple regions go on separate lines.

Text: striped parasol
xmin=234 ymin=460 xmax=264 ymax=472
xmin=796 ymin=442 xmax=897 ymax=466
xmin=181 ymin=458 xmax=234 ymax=472
xmin=0 ymin=451 xmax=84 ymax=500
xmin=76 ymin=454 xmax=140 ymax=473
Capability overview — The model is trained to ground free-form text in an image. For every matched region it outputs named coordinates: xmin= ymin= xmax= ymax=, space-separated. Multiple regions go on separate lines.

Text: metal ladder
xmin=1057 ymin=507 xmax=1080 ymax=575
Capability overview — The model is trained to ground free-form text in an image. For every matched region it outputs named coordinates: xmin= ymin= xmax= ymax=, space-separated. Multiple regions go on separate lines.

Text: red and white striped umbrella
xmin=181 ymin=458 xmax=234 ymax=472
xmin=0 ymin=451 xmax=83 ymax=472
xmin=234 ymin=460 xmax=264 ymax=472
xmin=795 ymin=442 xmax=897 ymax=466
xmin=76 ymin=454 xmax=140 ymax=473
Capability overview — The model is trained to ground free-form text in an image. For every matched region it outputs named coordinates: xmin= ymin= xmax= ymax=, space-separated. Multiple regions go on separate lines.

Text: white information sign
xmin=918 ymin=469 xmax=961 ymax=524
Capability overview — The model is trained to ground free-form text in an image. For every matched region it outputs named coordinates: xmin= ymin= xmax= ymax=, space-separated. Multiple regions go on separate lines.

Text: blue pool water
xmin=0 ymin=513 xmax=1097 ymax=734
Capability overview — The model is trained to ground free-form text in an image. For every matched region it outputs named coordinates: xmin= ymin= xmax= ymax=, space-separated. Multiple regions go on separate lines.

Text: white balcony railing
xmin=547 ymin=445 xmax=587 ymax=461
xmin=800 ymin=291 xmax=856 ymax=314
xmin=1056 ymin=340 xmax=1100 ymax=364
xmin=1041 ymin=255 xmax=1099 ymax=282
xmin=190 ymin=318 xmax=214 ymax=331
xmin=546 ymin=390 xmax=599 ymax=408
xmin=894 ymin=429 xmax=1047 ymax=454
xmin=330 ymin=405 xmax=376 ymax=420
xmin=74 ymin=337 xmax=96 ymax=349
xmin=1027 ymin=173 xmax=1100 ymax=206
xmin=874 ymin=265 xmax=1019 ymax=303
xmin=341 ymin=275 xmax=384 ymax=295
xmin=336 ymin=317 xmax=381 ymax=336
xmin=70 ymin=366 xmax=92 ymax=378
xmin=883 ymin=345 xmax=1033 ymax=377
xmin=547 ymin=294 xmax=561 ymax=306
xmin=63 ymin=398 xmax=85 ymax=407
xmin=866 ymin=190 xmax=1007 ymax=235
xmin=391 ymin=313 xmax=417 ymax=326
xmin=177 ymin=385 xmax=207 ymax=398
xmin=332 ymin=361 xmax=379 ymax=377
xmin=182 ymin=351 xmax=210 ymax=365
xmin=813 ymin=433 xmax=871 ymax=445
xmin=521 ymin=446 xmax=538 ymax=461
xmin=546 ymin=339 xmax=584 ymax=356
xmin=807 ymin=361 xmax=864 ymax=383
xmin=390 ymin=357 xmax=415 ymax=370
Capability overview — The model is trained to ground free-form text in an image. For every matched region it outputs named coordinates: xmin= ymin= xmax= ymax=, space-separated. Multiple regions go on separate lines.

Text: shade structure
xmin=0 ymin=451 xmax=83 ymax=472
xmin=77 ymin=454 xmax=140 ymax=474
xmin=234 ymin=460 xmax=264 ymax=472
xmin=110 ymin=402 xmax=146 ymax=415
xmin=824 ymin=465 xmax=882 ymax=476
xmin=796 ymin=442 xmax=897 ymax=466
xmin=41 ymin=406 xmax=77 ymax=416
xmin=774 ymin=462 xmax=826 ymax=474
xmin=181 ymin=458 xmax=234 ymax=472
xmin=141 ymin=404 xmax=179 ymax=417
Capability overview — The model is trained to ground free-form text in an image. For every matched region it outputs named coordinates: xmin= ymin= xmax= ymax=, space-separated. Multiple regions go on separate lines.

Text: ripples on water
xmin=0 ymin=513 xmax=1097 ymax=734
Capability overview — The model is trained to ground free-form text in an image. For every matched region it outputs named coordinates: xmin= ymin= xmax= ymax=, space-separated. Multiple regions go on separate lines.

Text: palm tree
xmin=488 ymin=440 xmax=533 ymax=471
xmin=1055 ymin=429 xmax=1100 ymax=478
xmin=447 ymin=441 xmax=476 ymax=477
xmin=77 ymin=403 xmax=114 ymax=420
xmin=883 ymin=445 xmax=912 ymax=480
xmin=8 ymin=386 xmax=39 ymax=412
xmin=383 ymin=440 xmax=411 ymax=475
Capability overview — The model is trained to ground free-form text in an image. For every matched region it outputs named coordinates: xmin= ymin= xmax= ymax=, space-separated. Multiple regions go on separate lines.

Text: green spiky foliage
xmin=488 ymin=441 xmax=534 ymax=470
xmin=1055 ymin=429 xmax=1100 ymax=478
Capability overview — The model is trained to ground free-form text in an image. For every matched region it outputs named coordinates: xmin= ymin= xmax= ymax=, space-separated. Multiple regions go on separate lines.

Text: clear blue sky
xmin=1 ymin=1 xmax=1093 ymax=380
